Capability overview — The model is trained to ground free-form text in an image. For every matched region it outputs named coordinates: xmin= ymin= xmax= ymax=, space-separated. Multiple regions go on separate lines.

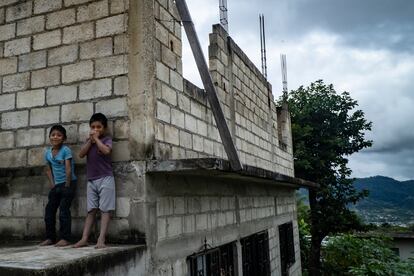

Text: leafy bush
xmin=322 ymin=234 xmax=414 ymax=275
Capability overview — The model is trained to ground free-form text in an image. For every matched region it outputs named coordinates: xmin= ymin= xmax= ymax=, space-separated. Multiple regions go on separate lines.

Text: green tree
xmin=323 ymin=234 xmax=414 ymax=275
xmin=284 ymin=80 xmax=372 ymax=275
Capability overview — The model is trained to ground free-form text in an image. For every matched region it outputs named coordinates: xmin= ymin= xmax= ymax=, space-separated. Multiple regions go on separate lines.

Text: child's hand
xmin=89 ymin=130 xmax=96 ymax=143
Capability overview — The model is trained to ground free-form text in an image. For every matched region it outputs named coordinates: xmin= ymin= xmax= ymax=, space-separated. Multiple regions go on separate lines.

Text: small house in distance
xmin=0 ymin=0 xmax=316 ymax=275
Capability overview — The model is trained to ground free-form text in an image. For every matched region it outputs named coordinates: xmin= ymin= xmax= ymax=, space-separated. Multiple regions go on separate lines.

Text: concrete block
xmin=171 ymin=108 xmax=184 ymax=128
xmin=114 ymin=76 xmax=128 ymax=95
xmin=46 ymin=8 xmax=76 ymax=29
xmin=16 ymin=15 xmax=44 ymax=36
xmin=111 ymin=140 xmax=130 ymax=162
xmin=34 ymin=0 xmax=62 ymax=14
xmin=28 ymin=146 xmax=47 ymax=166
xmin=200 ymin=198 xmax=210 ymax=213
xmin=79 ymin=78 xmax=112 ymax=100
xmin=2 ymin=72 xmax=29 ymax=92
xmin=16 ymin=128 xmax=45 ymax=147
xmin=192 ymin=135 xmax=203 ymax=152
xmin=195 ymin=214 xmax=207 ymax=231
xmin=113 ymin=119 xmax=129 ymax=139
xmin=48 ymin=44 xmax=78 ymax=66
xmin=157 ymin=101 xmax=170 ymax=123
xmin=157 ymin=217 xmax=166 ymax=240
xmin=179 ymin=130 xmax=192 ymax=148
xmin=0 ymin=57 xmax=17 ymax=76
xmin=46 ymin=84 xmax=77 ymax=105
xmin=110 ymin=0 xmax=128 ymax=14
xmin=17 ymin=89 xmax=45 ymax=108
xmin=156 ymin=61 xmax=169 ymax=83
xmin=80 ymin=37 xmax=112 ymax=59
xmin=169 ymin=69 xmax=183 ymax=91
xmin=184 ymin=114 xmax=197 ymax=133
xmin=13 ymin=197 xmax=44 ymax=217
xmin=155 ymin=20 xmax=169 ymax=46
xmin=183 ymin=215 xmax=195 ymax=234
xmin=30 ymin=106 xmax=60 ymax=126
xmin=31 ymin=67 xmax=61 ymax=88
xmin=77 ymin=0 xmax=108 ymax=22
xmin=156 ymin=122 xmax=164 ymax=141
xmin=162 ymin=45 xmax=177 ymax=69
xmin=18 ymin=51 xmax=46 ymax=72
xmin=162 ymin=84 xmax=177 ymax=106
xmin=63 ymin=22 xmax=94 ymax=44
xmin=0 ymin=23 xmax=15 ymax=41
xmin=167 ymin=216 xmax=182 ymax=238
xmin=0 ymin=198 xmax=12 ymax=216
xmin=61 ymin=102 xmax=93 ymax=122
xmin=33 ymin=30 xmax=62 ymax=50
xmin=1 ymin=110 xmax=28 ymax=129
xmin=96 ymin=14 xmax=127 ymax=37
xmin=95 ymin=55 xmax=128 ymax=78
xmin=178 ymin=94 xmax=190 ymax=112
xmin=4 ymin=37 xmax=31 ymax=57
xmin=0 ymin=149 xmax=26 ymax=167
xmin=62 ymin=61 xmax=93 ymax=83
xmin=78 ymin=122 xmax=90 ymax=142
xmin=0 ymin=131 xmax=14 ymax=149
xmin=6 ymin=1 xmax=32 ymax=22
xmin=114 ymin=34 xmax=128 ymax=54
xmin=164 ymin=125 xmax=179 ymax=146
xmin=95 ymin=97 xmax=127 ymax=117
xmin=203 ymin=139 xmax=213 ymax=155
xmin=0 ymin=8 xmax=3 ymax=24
xmin=197 ymin=120 xmax=207 ymax=136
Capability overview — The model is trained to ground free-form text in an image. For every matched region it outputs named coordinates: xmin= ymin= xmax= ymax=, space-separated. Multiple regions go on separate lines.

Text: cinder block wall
xmin=0 ymin=0 xmax=296 ymax=248
xmin=0 ymin=0 xmax=130 ymax=168
xmin=153 ymin=17 xmax=294 ymax=176
xmin=0 ymin=0 xmax=135 ymax=241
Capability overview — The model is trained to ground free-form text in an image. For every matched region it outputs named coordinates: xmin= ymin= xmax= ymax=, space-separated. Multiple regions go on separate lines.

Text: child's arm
xmin=79 ymin=139 xmax=92 ymax=158
xmin=65 ymin=159 xmax=72 ymax=187
xmin=93 ymin=137 xmax=112 ymax=155
xmin=45 ymin=165 xmax=54 ymax=188
xmin=91 ymin=132 xmax=112 ymax=155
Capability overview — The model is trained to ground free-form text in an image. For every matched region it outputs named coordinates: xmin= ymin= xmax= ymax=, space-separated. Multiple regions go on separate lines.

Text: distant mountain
xmin=352 ymin=176 xmax=414 ymax=226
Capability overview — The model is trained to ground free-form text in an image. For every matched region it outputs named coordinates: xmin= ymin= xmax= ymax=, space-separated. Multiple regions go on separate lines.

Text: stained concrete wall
xmin=146 ymin=173 xmax=300 ymax=276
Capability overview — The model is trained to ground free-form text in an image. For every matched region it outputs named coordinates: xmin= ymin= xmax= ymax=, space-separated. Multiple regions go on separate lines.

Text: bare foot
xmin=55 ymin=239 xmax=71 ymax=247
xmin=95 ymin=239 xmax=106 ymax=249
xmin=73 ymin=239 xmax=88 ymax=248
xmin=39 ymin=239 xmax=54 ymax=246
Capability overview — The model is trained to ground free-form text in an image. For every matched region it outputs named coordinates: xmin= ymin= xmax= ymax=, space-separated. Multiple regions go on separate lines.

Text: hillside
xmin=352 ymin=176 xmax=414 ymax=226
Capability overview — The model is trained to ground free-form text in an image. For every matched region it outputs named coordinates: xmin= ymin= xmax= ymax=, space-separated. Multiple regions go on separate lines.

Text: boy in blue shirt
xmin=40 ymin=125 xmax=77 ymax=247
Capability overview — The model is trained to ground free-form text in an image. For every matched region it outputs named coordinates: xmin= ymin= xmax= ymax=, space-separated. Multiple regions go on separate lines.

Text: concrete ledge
xmin=146 ymin=158 xmax=319 ymax=189
xmin=0 ymin=244 xmax=146 ymax=276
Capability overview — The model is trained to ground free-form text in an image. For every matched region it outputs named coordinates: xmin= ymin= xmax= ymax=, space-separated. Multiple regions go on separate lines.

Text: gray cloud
xmin=185 ymin=0 xmax=414 ymax=180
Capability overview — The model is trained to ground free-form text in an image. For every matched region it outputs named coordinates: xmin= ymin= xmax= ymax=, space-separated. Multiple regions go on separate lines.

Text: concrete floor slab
xmin=0 ymin=244 xmax=146 ymax=275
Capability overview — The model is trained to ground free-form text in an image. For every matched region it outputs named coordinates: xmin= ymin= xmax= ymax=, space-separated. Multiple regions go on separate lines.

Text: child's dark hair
xmin=49 ymin=125 xmax=67 ymax=139
xmin=89 ymin=113 xmax=108 ymax=127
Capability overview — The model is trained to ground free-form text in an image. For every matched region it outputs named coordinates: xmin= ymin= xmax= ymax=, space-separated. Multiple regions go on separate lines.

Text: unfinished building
xmin=0 ymin=0 xmax=316 ymax=275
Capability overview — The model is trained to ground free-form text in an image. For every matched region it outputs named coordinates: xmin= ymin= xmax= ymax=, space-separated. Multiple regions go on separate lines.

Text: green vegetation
xmin=284 ymin=80 xmax=372 ymax=275
xmin=323 ymin=234 xmax=414 ymax=276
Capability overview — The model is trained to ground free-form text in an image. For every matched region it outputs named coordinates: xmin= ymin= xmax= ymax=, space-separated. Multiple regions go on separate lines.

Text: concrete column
xmin=128 ymin=0 xmax=157 ymax=159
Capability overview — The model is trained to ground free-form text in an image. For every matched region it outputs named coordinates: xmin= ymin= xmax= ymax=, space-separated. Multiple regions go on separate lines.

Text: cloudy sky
xmin=181 ymin=0 xmax=414 ymax=180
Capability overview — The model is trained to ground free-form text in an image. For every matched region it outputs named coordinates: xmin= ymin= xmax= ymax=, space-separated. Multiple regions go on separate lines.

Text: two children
xmin=40 ymin=113 xmax=115 ymax=249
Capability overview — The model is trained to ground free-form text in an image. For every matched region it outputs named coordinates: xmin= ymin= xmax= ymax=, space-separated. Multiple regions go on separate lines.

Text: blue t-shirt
xmin=44 ymin=145 xmax=77 ymax=185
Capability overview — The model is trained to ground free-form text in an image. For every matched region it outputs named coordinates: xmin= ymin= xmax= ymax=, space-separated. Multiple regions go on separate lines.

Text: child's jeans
xmin=44 ymin=181 xmax=76 ymax=242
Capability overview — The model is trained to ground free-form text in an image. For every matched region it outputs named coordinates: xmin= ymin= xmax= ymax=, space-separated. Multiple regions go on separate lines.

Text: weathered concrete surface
xmin=0 ymin=244 xmax=146 ymax=276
